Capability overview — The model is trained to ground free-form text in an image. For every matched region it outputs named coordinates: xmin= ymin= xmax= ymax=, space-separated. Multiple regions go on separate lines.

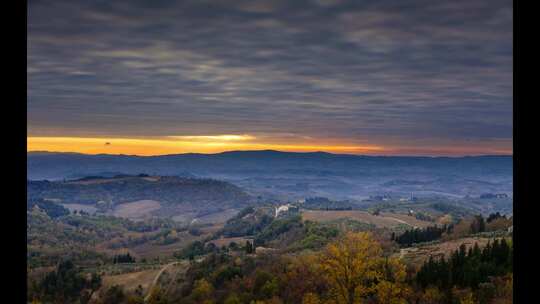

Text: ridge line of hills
xmin=27 ymin=149 xmax=512 ymax=159
xmin=27 ymin=150 xmax=513 ymax=200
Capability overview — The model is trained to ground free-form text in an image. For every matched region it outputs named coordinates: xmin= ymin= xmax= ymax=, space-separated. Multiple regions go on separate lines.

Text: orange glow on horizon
xmin=26 ymin=136 xmax=512 ymax=156
xmin=27 ymin=136 xmax=384 ymax=156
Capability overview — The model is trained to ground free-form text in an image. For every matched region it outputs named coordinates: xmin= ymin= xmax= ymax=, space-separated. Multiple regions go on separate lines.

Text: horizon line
xmin=27 ymin=149 xmax=514 ymax=158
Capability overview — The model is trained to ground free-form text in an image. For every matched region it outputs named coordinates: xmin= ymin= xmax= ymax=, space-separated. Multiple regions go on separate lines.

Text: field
xmin=301 ymin=210 xmax=432 ymax=229
xmin=61 ymin=203 xmax=98 ymax=214
xmin=379 ymin=212 xmax=433 ymax=228
xmin=100 ymin=261 xmax=189 ymax=299
xmin=110 ymin=200 xmax=162 ymax=220
xmin=129 ymin=237 xmax=197 ymax=259
xmin=395 ymin=236 xmax=510 ymax=266
xmin=101 ymin=267 xmax=161 ymax=294
xmin=209 ymin=236 xmax=251 ymax=247
xmin=195 ymin=209 xmax=240 ymax=224
xmin=197 ymin=223 xmax=226 ymax=234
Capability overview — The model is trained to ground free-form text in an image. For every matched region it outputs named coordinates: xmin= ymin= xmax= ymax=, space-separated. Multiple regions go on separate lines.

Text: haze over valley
xmin=28 ymin=150 xmax=512 ymax=202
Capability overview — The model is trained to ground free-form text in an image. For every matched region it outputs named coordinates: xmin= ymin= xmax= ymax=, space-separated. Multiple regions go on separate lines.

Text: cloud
xmin=166 ymin=135 xmax=256 ymax=142
xmin=27 ymin=0 xmax=512 ymax=154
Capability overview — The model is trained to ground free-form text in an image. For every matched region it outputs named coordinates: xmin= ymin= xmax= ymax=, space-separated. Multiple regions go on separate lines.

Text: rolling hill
xmin=28 ymin=150 xmax=513 ymax=201
xmin=27 ymin=175 xmax=253 ymax=222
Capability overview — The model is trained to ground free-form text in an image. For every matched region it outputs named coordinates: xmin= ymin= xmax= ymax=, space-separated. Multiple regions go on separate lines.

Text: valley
xmin=26 ymin=155 xmax=513 ymax=304
xmin=27 ymin=151 xmax=513 ymax=202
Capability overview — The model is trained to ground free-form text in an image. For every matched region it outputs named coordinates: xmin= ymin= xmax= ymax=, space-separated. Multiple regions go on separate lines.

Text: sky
xmin=27 ymin=0 xmax=513 ymax=156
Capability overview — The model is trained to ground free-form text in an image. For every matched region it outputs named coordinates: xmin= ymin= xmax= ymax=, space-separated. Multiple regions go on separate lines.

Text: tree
xmin=377 ymin=258 xmax=411 ymax=303
xmin=318 ymin=232 xmax=408 ymax=304
xmin=192 ymin=278 xmax=214 ymax=302
xmin=487 ymin=212 xmax=503 ymax=223
xmin=302 ymin=293 xmax=321 ymax=304
xmin=420 ymin=286 xmax=443 ymax=304
xmin=458 ymin=290 xmax=475 ymax=304
xmin=101 ymin=285 xmax=125 ymax=304
xmin=417 ymin=239 xmax=513 ymax=291
xmin=253 ymin=270 xmax=277 ymax=299
xmin=146 ymin=286 xmax=169 ymax=304
xmin=281 ymin=254 xmax=328 ymax=303
xmin=319 ymin=232 xmax=382 ymax=303
xmin=477 ymin=282 xmax=496 ymax=304
xmin=470 ymin=215 xmax=486 ymax=234
xmin=395 ymin=225 xmax=446 ymax=246
xmin=260 ymin=278 xmax=279 ymax=299
xmin=134 ymin=285 xmax=143 ymax=297
xmin=81 ymin=272 xmax=102 ymax=304
xmin=114 ymin=252 xmax=135 ymax=264
xmin=224 ymin=293 xmax=242 ymax=304
xmin=246 ymin=241 xmax=255 ymax=254
xmin=36 ymin=260 xmax=100 ymax=303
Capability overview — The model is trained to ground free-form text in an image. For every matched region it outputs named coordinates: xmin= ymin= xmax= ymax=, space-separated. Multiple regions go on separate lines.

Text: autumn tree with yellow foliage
xmin=318 ymin=232 xmax=411 ymax=304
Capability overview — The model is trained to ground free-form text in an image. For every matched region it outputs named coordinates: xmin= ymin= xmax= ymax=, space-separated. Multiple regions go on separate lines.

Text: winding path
xmin=383 ymin=216 xmax=418 ymax=229
xmin=144 ymin=261 xmax=182 ymax=302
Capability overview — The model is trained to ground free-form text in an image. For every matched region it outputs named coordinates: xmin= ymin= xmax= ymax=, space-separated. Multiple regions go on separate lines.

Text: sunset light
xmin=27 ymin=136 xmax=387 ymax=156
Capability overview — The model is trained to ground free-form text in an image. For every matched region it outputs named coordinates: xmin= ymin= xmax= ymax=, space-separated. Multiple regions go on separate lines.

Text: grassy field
xmin=198 ymin=223 xmax=225 ymax=234
xmin=209 ymin=236 xmax=251 ymax=247
xmin=100 ymin=261 xmax=188 ymax=297
xmin=195 ymin=209 xmax=240 ymax=224
xmin=61 ymin=203 xmax=98 ymax=213
xmin=110 ymin=200 xmax=161 ymax=220
xmin=101 ymin=267 xmax=161 ymax=294
xmin=128 ymin=232 xmax=206 ymax=259
xmin=395 ymin=236 xmax=510 ymax=266
xmin=301 ymin=210 xmax=431 ymax=228
xmin=171 ymin=208 xmax=240 ymax=225
xmin=379 ymin=212 xmax=433 ymax=228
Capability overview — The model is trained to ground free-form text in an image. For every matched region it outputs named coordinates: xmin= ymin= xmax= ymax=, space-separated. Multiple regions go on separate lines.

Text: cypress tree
xmin=499 ymin=239 xmax=510 ymax=266
xmin=473 ymin=242 xmax=481 ymax=258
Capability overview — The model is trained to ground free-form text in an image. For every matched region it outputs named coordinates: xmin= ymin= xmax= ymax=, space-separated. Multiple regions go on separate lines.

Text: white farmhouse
xmin=275 ymin=204 xmax=291 ymax=218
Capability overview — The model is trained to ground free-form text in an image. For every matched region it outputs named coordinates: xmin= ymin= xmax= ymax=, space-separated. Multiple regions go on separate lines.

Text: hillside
xmin=27 ymin=175 xmax=252 ymax=222
xmin=27 ymin=151 xmax=513 ymax=201
xmin=28 ymin=196 xmax=513 ymax=304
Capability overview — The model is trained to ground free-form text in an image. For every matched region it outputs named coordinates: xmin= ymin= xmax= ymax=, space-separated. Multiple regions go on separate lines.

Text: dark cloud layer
xmin=28 ymin=0 xmax=512 ymax=151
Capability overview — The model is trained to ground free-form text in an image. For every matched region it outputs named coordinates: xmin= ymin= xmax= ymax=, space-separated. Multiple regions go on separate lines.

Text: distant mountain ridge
xmin=27 ymin=149 xmax=511 ymax=158
xmin=27 ymin=150 xmax=512 ymax=200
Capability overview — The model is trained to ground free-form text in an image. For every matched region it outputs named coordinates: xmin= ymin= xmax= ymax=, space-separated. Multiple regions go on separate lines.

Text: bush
xmin=27 ymin=199 xmax=70 ymax=218
xmin=101 ymin=285 xmax=125 ymax=304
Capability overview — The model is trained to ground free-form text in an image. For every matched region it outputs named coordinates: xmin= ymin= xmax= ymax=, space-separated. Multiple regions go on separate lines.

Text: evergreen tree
xmin=246 ymin=241 xmax=254 ymax=254
xmin=416 ymin=239 xmax=513 ymax=291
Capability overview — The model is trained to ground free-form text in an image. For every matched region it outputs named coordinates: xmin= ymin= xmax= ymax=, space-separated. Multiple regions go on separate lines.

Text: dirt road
xmin=144 ymin=261 xmax=182 ymax=302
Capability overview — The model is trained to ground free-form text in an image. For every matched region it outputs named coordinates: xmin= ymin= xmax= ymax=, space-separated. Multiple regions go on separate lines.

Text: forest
xmin=29 ymin=228 xmax=512 ymax=304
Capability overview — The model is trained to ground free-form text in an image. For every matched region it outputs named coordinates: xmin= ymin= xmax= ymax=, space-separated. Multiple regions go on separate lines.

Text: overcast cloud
xmin=27 ymin=0 xmax=512 ymax=153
